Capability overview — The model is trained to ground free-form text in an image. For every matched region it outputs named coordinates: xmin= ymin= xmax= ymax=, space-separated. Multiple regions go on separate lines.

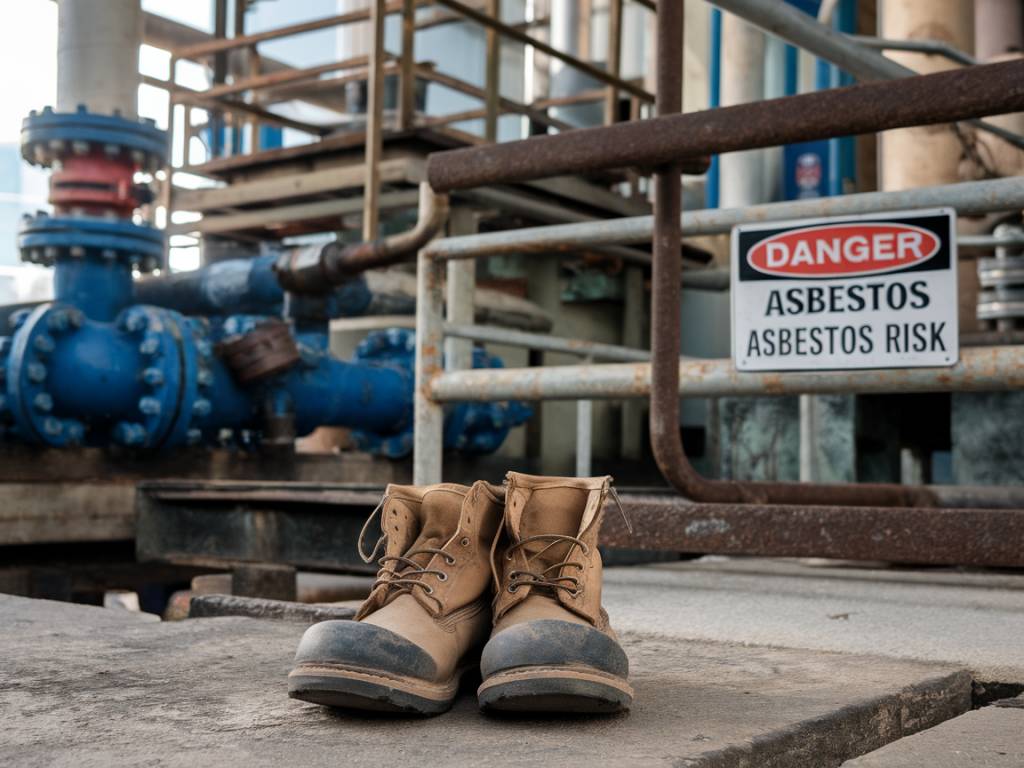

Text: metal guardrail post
xmin=413 ymin=193 xmax=446 ymax=485
xmin=444 ymin=208 xmax=477 ymax=373
xmin=576 ymin=356 xmax=594 ymax=477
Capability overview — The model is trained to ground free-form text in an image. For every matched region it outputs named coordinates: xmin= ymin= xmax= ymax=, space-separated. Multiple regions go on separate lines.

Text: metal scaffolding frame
xmin=401 ymin=2 xmax=1024 ymax=566
xmin=155 ymin=0 xmax=654 ymax=240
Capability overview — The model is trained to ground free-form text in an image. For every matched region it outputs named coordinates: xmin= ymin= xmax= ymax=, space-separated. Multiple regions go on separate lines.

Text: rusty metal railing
xmin=406 ymin=1 xmax=1024 ymax=565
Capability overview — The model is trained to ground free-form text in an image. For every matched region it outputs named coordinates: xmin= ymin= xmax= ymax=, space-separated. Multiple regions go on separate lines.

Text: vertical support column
xmin=620 ymin=265 xmax=645 ymax=460
xmin=363 ymin=0 xmax=387 ymax=241
xmin=414 ymin=249 xmax=445 ymax=485
xmin=159 ymin=56 xmax=178 ymax=260
xmin=718 ymin=12 xmax=766 ymax=208
xmin=249 ymin=45 xmax=263 ymax=152
xmin=399 ymin=0 xmax=417 ymax=131
xmin=445 ymin=207 xmax=477 ymax=373
xmin=414 ymin=188 xmax=445 ymax=486
xmin=878 ymin=0 xmax=974 ymax=192
xmin=975 ymin=0 xmax=1024 ymax=61
xmin=57 ymin=0 xmax=142 ymax=118
xmin=183 ymin=105 xmax=193 ymax=168
xmin=798 ymin=395 xmax=818 ymax=482
xmin=604 ymin=0 xmax=623 ymax=125
xmin=484 ymin=0 xmax=502 ymax=142
xmin=576 ymin=357 xmax=594 ymax=477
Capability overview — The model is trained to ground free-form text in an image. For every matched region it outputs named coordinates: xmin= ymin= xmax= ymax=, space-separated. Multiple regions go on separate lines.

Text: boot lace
xmin=502 ymin=484 xmax=632 ymax=597
xmin=505 ymin=534 xmax=588 ymax=596
xmin=357 ymin=495 xmax=453 ymax=601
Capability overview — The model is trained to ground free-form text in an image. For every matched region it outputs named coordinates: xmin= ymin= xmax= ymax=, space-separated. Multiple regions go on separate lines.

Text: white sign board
xmin=731 ymin=208 xmax=958 ymax=372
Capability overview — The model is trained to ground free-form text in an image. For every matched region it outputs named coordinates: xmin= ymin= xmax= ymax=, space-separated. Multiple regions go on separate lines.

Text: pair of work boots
xmin=288 ymin=472 xmax=633 ymax=715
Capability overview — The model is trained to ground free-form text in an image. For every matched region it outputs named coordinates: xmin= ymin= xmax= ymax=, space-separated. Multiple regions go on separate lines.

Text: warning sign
xmin=731 ymin=208 xmax=958 ymax=372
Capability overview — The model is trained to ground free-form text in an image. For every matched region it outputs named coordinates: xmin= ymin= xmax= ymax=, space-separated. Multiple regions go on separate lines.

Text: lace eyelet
xmin=460 ymin=537 xmax=470 ymax=547
xmin=437 ymin=572 xmax=448 ymax=582
xmin=506 ymin=551 xmax=514 ymax=561
xmin=570 ymin=589 xmax=581 ymax=598
xmin=508 ymin=584 xmax=519 ymax=593
xmin=424 ymin=585 xmax=434 ymax=595
xmin=445 ymin=555 xmax=456 ymax=565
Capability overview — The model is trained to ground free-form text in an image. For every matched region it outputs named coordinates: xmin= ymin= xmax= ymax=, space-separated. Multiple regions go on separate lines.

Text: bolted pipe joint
xmin=274 ymin=182 xmax=449 ymax=294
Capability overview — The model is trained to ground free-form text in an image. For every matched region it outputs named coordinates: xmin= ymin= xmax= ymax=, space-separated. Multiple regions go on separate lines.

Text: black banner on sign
xmin=737 ymin=211 xmax=950 ymax=284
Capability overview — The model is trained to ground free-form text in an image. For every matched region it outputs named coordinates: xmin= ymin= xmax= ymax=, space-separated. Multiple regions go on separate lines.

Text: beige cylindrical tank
xmin=975 ymin=0 xmax=1024 ymax=60
xmin=57 ymin=0 xmax=142 ymax=118
xmin=719 ymin=13 xmax=767 ymax=207
xmin=877 ymin=0 xmax=975 ymax=191
xmin=969 ymin=1 xmax=1024 ymax=180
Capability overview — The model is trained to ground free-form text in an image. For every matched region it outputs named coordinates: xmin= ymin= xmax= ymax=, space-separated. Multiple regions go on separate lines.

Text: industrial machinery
xmin=6 ymin=106 xmax=528 ymax=455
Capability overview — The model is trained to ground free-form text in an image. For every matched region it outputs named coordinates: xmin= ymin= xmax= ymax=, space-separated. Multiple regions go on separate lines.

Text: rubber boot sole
xmin=477 ymin=666 xmax=634 ymax=714
xmin=289 ymin=661 xmax=470 ymax=715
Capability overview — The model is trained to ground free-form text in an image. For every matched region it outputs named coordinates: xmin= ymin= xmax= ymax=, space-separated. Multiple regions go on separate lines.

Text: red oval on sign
xmin=747 ymin=223 xmax=941 ymax=278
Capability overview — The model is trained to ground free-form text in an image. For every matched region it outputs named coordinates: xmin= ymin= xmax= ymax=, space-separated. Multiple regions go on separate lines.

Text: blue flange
xmin=5 ymin=304 xmax=87 ymax=447
xmin=19 ymin=213 xmax=164 ymax=272
xmin=21 ymin=105 xmax=167 ymax=171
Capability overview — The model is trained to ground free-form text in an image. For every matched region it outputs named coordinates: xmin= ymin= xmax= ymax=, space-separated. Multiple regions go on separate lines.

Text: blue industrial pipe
xmin=132 ymin=253 xmax=374 ymax=320
xmin=6 ymin=106 xmax=530 ymax=456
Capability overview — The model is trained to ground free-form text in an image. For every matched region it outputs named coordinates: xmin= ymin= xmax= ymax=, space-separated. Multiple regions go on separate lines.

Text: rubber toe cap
xmin=293 ymin=620 xmax=437 ymax=680
xmin=481 ymin=619 xmax=629 ymax=679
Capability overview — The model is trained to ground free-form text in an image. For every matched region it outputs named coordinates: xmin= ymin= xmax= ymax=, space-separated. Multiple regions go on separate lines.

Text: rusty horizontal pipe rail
xmin=424 ymin=58 xmax=1024 ymax=191
xmin=274 ymin=182 xmax=449 ymax=292
xmin=601 ymin=496 xmax=1024 ymax=567
xmin=428 ymin=345 xmax=1024 ymax=402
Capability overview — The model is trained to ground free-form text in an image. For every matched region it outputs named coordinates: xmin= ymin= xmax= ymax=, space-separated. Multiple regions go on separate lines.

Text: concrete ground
xmin=2 ymin=558 xmax=1022 ymax=767
xmin=604 ymin=558 xmax=1024 ymax=683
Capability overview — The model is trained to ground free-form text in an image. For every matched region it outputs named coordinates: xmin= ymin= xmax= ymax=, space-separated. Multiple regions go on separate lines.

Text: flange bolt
xmin=33 ymin=334 xmax=55 ymax=355
xmin=113 ymin=421 xmax=147 ymax=447
xmin=27 ymin=362 xmax=47 ymax=383
xmin=63 ymin=419 xmax=84 ymax=444
xmin=138 ymin=396 xmax=162 ymax=416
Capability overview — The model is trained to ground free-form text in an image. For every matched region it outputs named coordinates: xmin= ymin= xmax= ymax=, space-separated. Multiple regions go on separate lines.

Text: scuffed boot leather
xmin=289 ymin=481 xmax=504 ymax=714
xmin=478 ymin=472 xmax=634 ymax=714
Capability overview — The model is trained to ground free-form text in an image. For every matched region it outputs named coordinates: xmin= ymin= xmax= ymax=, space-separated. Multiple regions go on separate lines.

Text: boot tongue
xmin=403 ymin=488 xmax=464 ymax=568
xmin=515 ymin=486 xmax=589 ymax=568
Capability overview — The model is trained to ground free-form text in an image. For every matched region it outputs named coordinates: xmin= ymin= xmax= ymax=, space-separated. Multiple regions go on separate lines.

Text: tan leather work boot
xmin=477 ymin=472 xmax=634 ymax=714
xmin=289 ymin=481 xmax=504 ymax=714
